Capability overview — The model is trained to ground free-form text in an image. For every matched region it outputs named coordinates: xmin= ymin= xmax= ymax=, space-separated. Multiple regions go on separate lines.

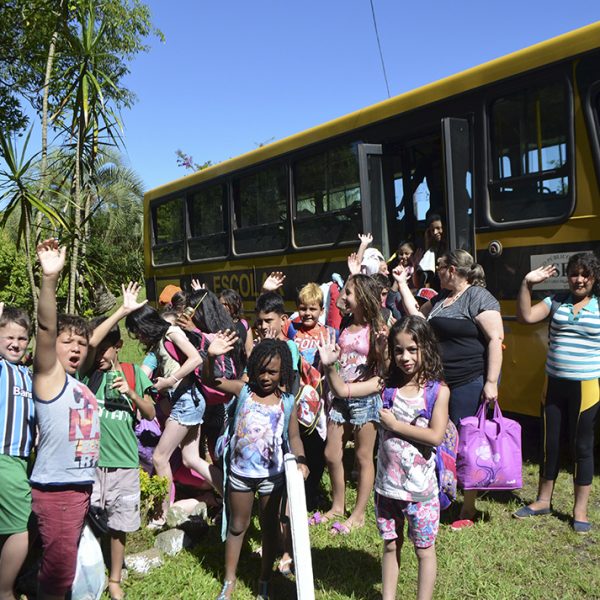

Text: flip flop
xmin=330 ymin=521 xmax=351 ymax=535
xmin=450 ymin=519 xmax=474 ymax=531
xmin=308 ymin=511 xmax=343 ymax=526
xmin=308 ymin=511 xmax=323 ymax=526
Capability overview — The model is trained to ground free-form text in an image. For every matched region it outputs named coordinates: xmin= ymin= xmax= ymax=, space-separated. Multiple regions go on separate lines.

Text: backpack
xmin=419 ymin=381 xmax=458 ymax=510
xmin=383 ymin=381 xmax=458 ymax=510
xmin=164 ymin=329 xmax=236 ymax=405
xmin=286 ymin=322 xmax=328 ymax=433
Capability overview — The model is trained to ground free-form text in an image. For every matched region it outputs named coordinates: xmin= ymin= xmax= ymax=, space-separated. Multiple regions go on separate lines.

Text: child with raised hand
xmin=0 ymin=303 xmax=35 ymax=600
xmin=31 ymin=239 xmax=100 ymax=600
xmin=125 ymin=304 xmax=219 ymax=527
xmin=319 ymin=316 xmax=449 ymax=600
xmin=319 ymin=273 xmax=386 ymax=535
xmin=204 ymin=333 xmax=308 ymax=600
xmin=82 ymin=285 xmax=155 ymax=600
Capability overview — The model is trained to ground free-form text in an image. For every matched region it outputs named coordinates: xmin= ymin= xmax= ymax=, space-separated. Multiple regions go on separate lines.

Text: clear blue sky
xmin=120 ymin=1 xmax=599 ymax=191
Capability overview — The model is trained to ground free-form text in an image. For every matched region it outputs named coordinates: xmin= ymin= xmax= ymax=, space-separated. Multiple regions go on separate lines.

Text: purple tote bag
xmin=456 ymin=401 xmax=522 ymax=490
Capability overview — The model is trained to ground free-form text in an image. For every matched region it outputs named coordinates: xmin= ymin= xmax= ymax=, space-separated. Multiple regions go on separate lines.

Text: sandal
xmin=146 ymin=518 xmax=166 ymax=530
xmin=216 ymin=580 xmax=235 ymax=600
xmin=329 ymin=521 xmax=362 ymax=536
xmin=108 ymin=578 xmax=125 ymax=600
xmin=308 ymin=510 xmax=343 ymax=526
xmin=278 ymin=557 xmax=294 ymax=578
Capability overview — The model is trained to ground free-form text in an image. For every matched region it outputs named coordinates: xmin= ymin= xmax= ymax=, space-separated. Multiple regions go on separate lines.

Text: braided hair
xmin=247 ymin=338 xmax=294 ymax=394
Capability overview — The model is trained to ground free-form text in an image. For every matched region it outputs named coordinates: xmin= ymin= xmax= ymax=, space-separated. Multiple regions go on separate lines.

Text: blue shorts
xmin=169 ymin=386 xmax=205 ymax=427
xmin=328 ymin=393 xmax=382 ymax=427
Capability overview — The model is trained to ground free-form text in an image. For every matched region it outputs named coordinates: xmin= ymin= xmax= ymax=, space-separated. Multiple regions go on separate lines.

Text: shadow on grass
xmin=311 ymin=546 xmax=381 ymax=599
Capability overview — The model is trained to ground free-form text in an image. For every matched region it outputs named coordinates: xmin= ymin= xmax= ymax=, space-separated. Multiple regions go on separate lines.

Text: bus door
xmin=358 ymin=143 xmax=390 ymax=258
xmin=441 ymin=117 xmax=475 ymax=255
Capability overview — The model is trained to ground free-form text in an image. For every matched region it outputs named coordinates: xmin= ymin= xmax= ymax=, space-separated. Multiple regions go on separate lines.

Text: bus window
xmin=151 ymin=197 xmax=184 ymax=265
xmin=388 ymin=136 xmax=445 ymax=250
xmin=232 ymin=164 xmax=288 ymax=254
xmin=489 ymin=81 xmax=571 ymax=223
xmin=293 ymin=144 xmax=362 ymax=247
xmin=188 ymin=184 xmax=228 ymax=260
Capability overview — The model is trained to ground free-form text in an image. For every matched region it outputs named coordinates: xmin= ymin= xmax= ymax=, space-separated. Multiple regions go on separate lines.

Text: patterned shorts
xmin=374 ymin=492 xmax=439 ymax=548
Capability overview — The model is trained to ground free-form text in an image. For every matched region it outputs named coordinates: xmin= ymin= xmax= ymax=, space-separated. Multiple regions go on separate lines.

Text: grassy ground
xmin=113 ymin=459 xmax=600 ymax=600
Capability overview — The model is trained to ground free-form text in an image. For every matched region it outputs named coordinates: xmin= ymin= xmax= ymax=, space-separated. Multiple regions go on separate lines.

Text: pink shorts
xmin=374 ymin=492 xmax=439 ymax=548
xmin=31 ymin=486 xmax=91 ymax=596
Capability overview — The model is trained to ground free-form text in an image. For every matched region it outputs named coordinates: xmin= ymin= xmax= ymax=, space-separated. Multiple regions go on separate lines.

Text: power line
xmin=369 ymin=0 xmax=391 ymax=98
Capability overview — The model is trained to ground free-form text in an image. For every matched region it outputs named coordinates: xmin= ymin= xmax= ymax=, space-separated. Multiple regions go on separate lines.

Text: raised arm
xmin=355 ymin=233 xmax=373 ymax=265
xmin=379 ymin=383 xmax=450 ymax=446
xmin=516 ymin=266 xmax=555 ymax=324
xmin=81 ymin=282 xmax=147 ymax=374
xmin=34 ymin=239 xmax=66 ymax=390
xmin=202 ymin=330 xmax=245 ymax=397
xmin=261 ymin=272 xmax=286 ymax=294
xmin=392 ymin=266 xmax=430 ymax=318
xmin=475 ymin=310 xmax=504 ymax=404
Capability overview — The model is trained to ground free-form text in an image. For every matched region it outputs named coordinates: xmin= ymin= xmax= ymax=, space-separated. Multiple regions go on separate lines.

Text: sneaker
xmin=450 ymin=519 xmax=474 ymax=531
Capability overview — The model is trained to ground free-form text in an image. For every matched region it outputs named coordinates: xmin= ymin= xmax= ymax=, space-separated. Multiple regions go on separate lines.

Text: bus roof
xmin=146 ymin=20 xmax=600 ymax=201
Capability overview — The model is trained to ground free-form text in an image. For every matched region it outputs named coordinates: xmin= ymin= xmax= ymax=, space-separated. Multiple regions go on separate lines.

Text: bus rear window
xmin=489 ymin=81 xmax=571 ymax=224
xmin=188 ymin=185 xmax=228 ymax=260
xmin=233 ymin=164 xmax=288 ymax=254
xmin=151 ymin=198 xmax=184 ymax=265
xmin=293 ymin=144 xmax=362 ymax=247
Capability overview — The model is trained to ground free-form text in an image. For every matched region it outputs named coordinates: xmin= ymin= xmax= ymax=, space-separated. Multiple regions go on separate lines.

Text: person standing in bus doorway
xmin=513 ymin=253 xmax=600 ymax=534
xmin=416 ymin=214 xmax=446 ymax=291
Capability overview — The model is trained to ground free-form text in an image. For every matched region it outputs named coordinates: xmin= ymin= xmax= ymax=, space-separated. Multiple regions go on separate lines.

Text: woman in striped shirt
xmin=514 ymin=252 xmax=600 ymax=534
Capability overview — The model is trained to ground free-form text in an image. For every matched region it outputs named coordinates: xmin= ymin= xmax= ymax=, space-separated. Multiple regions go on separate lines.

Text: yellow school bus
xmin=144 ymin=22 xmax=600 ymax=417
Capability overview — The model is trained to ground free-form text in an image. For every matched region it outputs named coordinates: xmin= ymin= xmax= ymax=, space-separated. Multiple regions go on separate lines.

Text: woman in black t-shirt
xmin=394 ymin=249 xmax=504 ymax=530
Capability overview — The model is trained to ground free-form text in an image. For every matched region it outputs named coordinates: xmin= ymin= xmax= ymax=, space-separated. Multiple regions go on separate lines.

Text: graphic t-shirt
xmin=89 ymin=365 xmax=153 ymax=468
xmin=230 ymin=394 xmax=285 ymax=479
xmin=337 ymin=324 xmax=371 ymax=383
xmin=375 ymin=387 xmax=438 ymax=502
xmin=31 ymin=374 xmax=100 ymax=486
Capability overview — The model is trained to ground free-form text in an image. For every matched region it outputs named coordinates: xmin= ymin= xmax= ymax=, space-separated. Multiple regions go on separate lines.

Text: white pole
xmin=284 ymin=453 xmax=315 ymax=600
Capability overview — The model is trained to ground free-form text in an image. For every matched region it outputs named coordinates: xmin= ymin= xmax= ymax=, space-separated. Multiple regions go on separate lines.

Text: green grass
xmin=114 ymin=461 xmax=600 ymax=600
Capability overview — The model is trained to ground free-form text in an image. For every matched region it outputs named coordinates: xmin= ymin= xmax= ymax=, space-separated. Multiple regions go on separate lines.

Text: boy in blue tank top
xmin=0 ymin=304 xmax=35 ymax=600
xmin=31 ymin=239 xmax=100 ymax=600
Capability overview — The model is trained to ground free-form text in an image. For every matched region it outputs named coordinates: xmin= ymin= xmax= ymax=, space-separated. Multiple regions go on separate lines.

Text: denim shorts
xmin=328 ymin=392 xmax=382 ymax=426
xmin=169 ymin=386 xmax=205 ymax=427
xmin=228 ymin=471 xmax=285 ymax=497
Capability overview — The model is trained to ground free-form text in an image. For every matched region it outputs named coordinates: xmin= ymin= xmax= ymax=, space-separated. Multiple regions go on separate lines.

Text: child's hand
xmin=261 ymin=327 xmax=279 ymax=340
xmin=154 ymin=376 xmax=172 ymax=393
xmin=0 ymin=302 xmax=3 ymax=320
xmin=191 ymin=278 xmax=204 ymax=291
xmin=347 ymin=252 xmax=361 ymax=275
xmin=358 ymin=233 xmax=373 ymax=247
xmin=375 ymin=328 xmax=388 ymax=356
xmin=392 ymin=265 xmax=408 ymax=286
xmin=317 ymin=330 xmax=340 ymax=366
xmin=524 ymin=265 xmax=557 ymax=286
xmin=121 ymin=282 xmax=147 ymax=314
xmin=208 ymin=329 xmax=238 ymax=357
xmin=262 ymin=271 xmax=286 ymax=292
xmin=176 ymin=312 xmax=195 ymax=331
xmin=36 ymin=238 xmax=66 ymax=277
xmin=298 ymin=463 xmax=310 ymax=480
xmin=379 ymin=408 xmax=398 ymax=431
xmin=111 ymin=375 xmax=131 ymax=397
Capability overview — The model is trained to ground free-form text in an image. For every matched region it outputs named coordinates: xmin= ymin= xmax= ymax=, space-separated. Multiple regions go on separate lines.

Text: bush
xmin=139 ymin=468 xmax=169 ymax=524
